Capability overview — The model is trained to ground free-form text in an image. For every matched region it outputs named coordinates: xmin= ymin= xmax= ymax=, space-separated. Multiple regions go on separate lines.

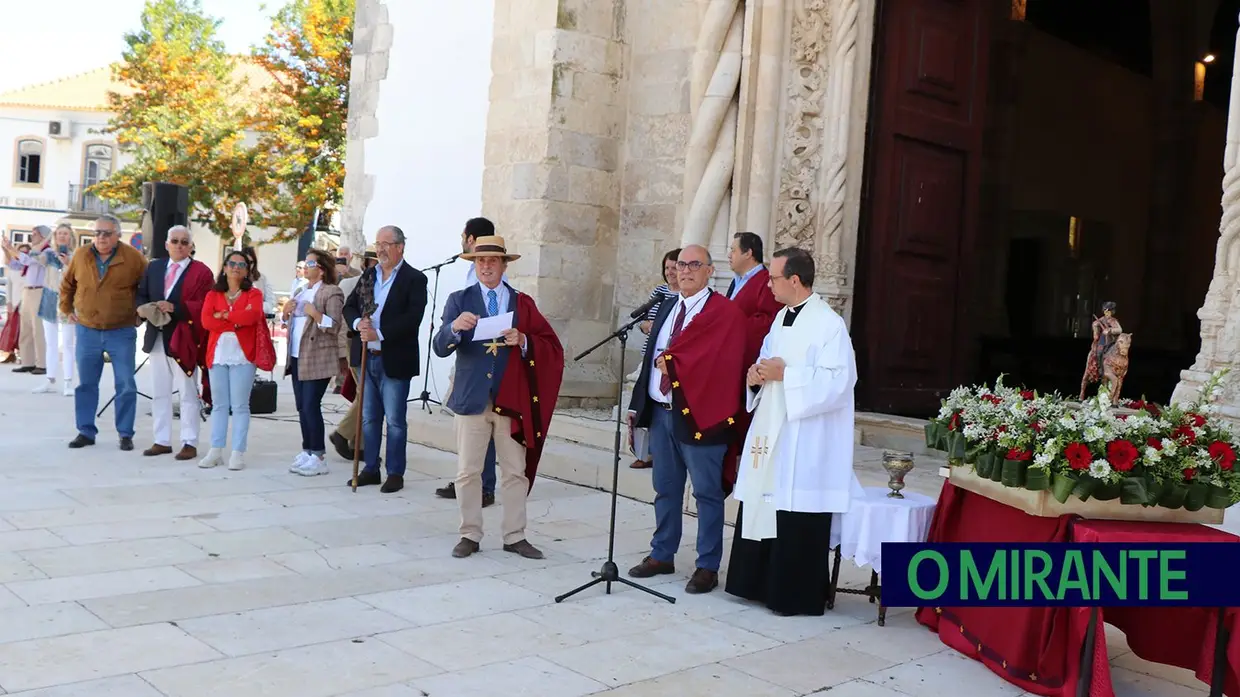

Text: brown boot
xmin=143 ymin=444 xmax=173 ymax=457
xmin=686 ymin=568 xmax=718 ymax=594
xmin=628 ymin=556 xmax=675 ymax=578
xmin=174 ymin=445 xmax=198 ymax=461
xmin=502 ymin=539 xmax=545 ymax=560
xmin=452 ymin=538 xmax=480 ymax=558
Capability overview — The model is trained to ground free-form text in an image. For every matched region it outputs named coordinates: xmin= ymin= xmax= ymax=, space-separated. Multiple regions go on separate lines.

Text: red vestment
xmin=729 ymin=267 xmax=782 ymax=368
xmin=660 ymin=292 xmax=748 ymax=494
xmin=167 ymin=259 xmax=214 ymax=377
xmin=492 ymin=292 xmax=565 ymax=492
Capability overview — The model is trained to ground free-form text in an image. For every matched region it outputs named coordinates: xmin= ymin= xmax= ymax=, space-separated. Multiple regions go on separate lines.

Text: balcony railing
xmin=67 ymin=184 xmax=117 ymax=215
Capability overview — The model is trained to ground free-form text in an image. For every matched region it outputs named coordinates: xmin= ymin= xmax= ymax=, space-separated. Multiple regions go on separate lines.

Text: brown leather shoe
xmin=143 ymin=444 xmax=173 ymax=457
xmin=503 ymin=539 xmax=545 ymax=559
xmin=452 ymin=537 xmax=480 ymax=558
xmin=629 ymin=459 xmax=652 ymax=469
xmin=686 ymin=568 xmax=718 ymax=594
xmin=174 ymin=445 xmax=197 ymax=461
xmin=628 ymin=556 xmax=675 ymax=578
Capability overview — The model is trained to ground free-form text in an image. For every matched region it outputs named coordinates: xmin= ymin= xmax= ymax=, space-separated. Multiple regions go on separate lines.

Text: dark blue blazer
xmin=433 ymin=282 xmax=518 ymax=416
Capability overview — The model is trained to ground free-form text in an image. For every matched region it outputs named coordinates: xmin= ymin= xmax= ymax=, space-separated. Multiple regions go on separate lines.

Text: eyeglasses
xmin=304 ymin=259 xmax=318 ymax=268
xmin=675 ymin=260 xmax=706 ymax=271
xmin=92 ymin=229 xmax=117 ymax=237
xmin=168 ymin=238 xmax=190 ymax=246
xmin=225 ymin=260 xmax=249 ymax=269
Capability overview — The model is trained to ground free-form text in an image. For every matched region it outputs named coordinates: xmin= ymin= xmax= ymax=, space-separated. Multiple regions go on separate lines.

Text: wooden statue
xmin=1079 ymin=301 xmax=1131 ymax=403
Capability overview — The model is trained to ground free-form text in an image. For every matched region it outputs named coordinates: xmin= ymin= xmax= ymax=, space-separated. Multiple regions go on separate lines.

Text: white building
xmin=0 ymin=64 xmax=306 ymax=293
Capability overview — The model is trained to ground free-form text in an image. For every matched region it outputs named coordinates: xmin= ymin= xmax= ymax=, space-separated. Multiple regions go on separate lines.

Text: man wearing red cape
xmin=433 ymin=235 xmax=564 ymax=561
xmin=626 ymin=244 xmax=748 ymax=594
xmin=136 ymin=226 xmax=213 ymax=460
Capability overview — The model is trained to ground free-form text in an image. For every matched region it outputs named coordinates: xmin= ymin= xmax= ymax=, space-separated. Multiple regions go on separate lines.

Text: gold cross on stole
xmin=749 ymin=436 xmax=770 ymax=469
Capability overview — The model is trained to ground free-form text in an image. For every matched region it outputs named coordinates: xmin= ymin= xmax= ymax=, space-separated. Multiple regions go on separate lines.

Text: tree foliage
xmin=251 ymin=0 xmax=355 ymax=242
xmin=93 ymin=0 xmax=354 ymax=245
xmin=92 ymin=0 xmax=264 ymax=236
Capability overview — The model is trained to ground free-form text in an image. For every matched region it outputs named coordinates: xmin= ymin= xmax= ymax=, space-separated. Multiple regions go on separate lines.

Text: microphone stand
xmin=554 ymin=312 xmax=676 ymax=605
xmin=409 ymin=255 xmax=458 ymax=411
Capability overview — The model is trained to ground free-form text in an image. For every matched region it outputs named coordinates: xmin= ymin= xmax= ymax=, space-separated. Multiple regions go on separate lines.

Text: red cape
xmin=167 ymin=260 xmax=214 ymax=376
xmin=493 ymin=292 xmax=565 ymax=492
xmin=661 ymin=291 xmax=748 ymax=494
xmin=730 ymin=267 xmax=782 ymax=368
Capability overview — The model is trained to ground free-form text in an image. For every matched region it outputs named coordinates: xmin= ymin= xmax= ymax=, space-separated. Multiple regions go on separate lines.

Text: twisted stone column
xmin=681 ymin=0 xmax=745 ymax=248
xmin=1173 ymin=11 xmax=1240 ymax=410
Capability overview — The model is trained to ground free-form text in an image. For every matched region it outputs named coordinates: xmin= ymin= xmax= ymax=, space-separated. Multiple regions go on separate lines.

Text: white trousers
xmin=150 ymin=343 xmax=201 ymax=447
xmin=41 ymin=320 xmax=75 ymax=383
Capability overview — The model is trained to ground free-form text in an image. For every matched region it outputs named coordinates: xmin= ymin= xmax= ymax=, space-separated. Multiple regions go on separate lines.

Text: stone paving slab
xmin=0 ymin=365 xmax=1209 ymax=696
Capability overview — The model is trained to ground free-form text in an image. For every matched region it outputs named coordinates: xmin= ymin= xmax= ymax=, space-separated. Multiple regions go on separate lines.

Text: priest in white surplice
xmin=724 ymin=246 xmax=864 ymax=616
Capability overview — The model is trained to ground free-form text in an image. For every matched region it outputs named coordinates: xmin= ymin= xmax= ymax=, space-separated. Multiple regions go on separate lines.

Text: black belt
xmin=367 ymin=349 xmax=382 ymax=356
xmin=656 ymin=401 xmax=672 ymax=411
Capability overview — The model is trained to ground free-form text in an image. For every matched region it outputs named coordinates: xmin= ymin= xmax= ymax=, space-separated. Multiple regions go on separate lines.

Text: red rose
xmin=1005 ymin=448 xmax=1032 ymax=461
xmin=1146 ymin=437 xmax=1163 ymax=450
xmin=1187 ymin=413 xmax=1207 ymax=428
xmin=1064 ymin=443 xmax=1092 ymax=471
xmin=1118 ymin=414 xmax=1129 ymax=421
xmin=948 ymin=412 xmax=960 ymax=431
xmin=1020 ymin=390 xmax=1035 ymax=400
xmin=1184 ymin=468 xmax=1197 ymax=481
xmin=1031 ymin=421 xmax=1045 ymax=433
xmin=1173 ymin=425 xmax=1197 ymax=445
xmin=984 ymin=394 xmax=1002 ymax=405
xmin=1209 ymin=441 xmax=1237 ymax=471
xmin=1106 ymin=440 xmax=1139 ymax=472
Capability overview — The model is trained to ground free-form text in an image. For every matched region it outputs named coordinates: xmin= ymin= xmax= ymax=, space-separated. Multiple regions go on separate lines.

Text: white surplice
xmin=734 ymin=293 xmax=864 ymax=541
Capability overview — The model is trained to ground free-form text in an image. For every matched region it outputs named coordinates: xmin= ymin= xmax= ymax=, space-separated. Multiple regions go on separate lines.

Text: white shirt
xmin=350 ymin=261 xmax=403 ymax=350
xmin=164 ymin=257 xmax=190 ymax=297
xmin=289 ymin=281 xmax=334 ymax=358
xmin=451 ymin=280 xmax=527 ymax=355
xmin=648 ymin=286 xmax=713 ymax=404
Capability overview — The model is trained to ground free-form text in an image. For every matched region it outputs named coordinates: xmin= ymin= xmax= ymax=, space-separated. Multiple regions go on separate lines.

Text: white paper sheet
xmin=472 ymin=311 xmax=514 ymax=342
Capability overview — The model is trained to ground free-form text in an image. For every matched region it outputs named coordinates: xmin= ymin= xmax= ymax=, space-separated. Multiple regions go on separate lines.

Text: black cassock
xmin=724 ymin=301 xmax=834 ymax=616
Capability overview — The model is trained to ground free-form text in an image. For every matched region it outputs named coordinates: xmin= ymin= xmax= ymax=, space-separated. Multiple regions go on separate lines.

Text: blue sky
xmin=0 ymin=0 xmax=275 ymax=93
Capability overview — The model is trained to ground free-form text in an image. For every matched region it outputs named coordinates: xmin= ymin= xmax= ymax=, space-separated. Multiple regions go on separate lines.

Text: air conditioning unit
xmin=47 ymin=120 xmax=70 ymax=139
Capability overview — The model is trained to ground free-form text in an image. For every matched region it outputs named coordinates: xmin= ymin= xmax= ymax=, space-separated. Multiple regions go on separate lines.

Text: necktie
xmin=164 ymin=263 xmax=178 ymax=296
xmin=487 ymin=289 xmax=498 ymax=317
xmin=658 ymin=302 xmax=688 ymax=395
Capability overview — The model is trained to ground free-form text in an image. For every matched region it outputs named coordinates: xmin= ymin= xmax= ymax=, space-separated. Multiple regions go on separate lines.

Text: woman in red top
xmin=199 ymin=250 xmax=266 ymax=470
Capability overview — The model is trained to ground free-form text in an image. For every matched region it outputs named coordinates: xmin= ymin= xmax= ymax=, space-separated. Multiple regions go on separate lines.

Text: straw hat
xmin=460 ymin=235 xmax=520 ymax=261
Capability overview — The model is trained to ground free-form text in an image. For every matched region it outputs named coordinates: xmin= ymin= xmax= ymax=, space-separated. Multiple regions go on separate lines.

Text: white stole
xmin=736 ymin=296 xmax=824 ymax=541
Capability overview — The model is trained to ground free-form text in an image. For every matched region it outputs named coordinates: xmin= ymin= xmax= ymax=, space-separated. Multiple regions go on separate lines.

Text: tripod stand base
xmin=554 ymin=560 xmax=677 ymax=604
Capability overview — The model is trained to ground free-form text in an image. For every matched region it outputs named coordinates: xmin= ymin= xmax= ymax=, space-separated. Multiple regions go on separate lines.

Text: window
xmin=17 ymin=139 xmax=42 ymax=185
xmin=83 ymin=144 xmax=113 ymax=187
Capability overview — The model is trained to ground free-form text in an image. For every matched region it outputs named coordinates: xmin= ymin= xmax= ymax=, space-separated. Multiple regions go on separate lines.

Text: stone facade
xmin=339 ymin=0 xmax=393 ymax=255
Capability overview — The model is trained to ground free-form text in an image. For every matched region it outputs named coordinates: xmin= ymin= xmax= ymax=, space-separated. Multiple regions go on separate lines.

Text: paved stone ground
xmin=0 ymin=365 xmax=1211 ymax=696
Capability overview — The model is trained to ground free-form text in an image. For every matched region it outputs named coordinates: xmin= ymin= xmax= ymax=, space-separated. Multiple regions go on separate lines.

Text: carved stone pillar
xmin=1173 ymin=11 xmax=1240 ymax=416
xmin=340 ymin=0 xmax=393 ymax=254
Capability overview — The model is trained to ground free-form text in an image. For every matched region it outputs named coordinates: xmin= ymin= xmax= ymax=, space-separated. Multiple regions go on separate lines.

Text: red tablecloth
xmin=914 ymin=480 xmax=1240 ymax=697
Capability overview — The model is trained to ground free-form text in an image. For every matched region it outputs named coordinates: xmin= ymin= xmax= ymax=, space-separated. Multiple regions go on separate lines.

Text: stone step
xmin=856 ymin=411 xmax=937 ymax=457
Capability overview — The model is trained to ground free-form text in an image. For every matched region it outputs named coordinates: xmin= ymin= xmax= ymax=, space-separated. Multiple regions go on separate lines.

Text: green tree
xmin=251 ymin=0 xmax=355 ymax=242
xmin=92 ymin=0 xmax=264 ymax=237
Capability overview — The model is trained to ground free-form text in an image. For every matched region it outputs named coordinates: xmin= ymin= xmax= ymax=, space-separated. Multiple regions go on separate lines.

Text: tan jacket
xmin=59 ymin=243 xmax=147 ymax=330
xmin=283 ymin=282 xmax=345 ymax=381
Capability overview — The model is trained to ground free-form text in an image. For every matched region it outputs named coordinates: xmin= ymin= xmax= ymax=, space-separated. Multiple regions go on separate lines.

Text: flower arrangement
xmin=924 ymin=371 xmax=1239 ymax=512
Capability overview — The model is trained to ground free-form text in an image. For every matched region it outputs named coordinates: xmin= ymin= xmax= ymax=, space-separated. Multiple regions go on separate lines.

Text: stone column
xmin=340 ymin=0 xmax=393 ymax=253
xmin=481 ymin=0 xmax=627 ymax=402
xmin=1173 ymin=11 xmax=1240 ymax=415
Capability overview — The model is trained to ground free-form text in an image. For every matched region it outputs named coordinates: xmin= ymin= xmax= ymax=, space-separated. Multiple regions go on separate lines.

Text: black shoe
xmin=119 ymin=437 xmax=134 ymax=451
xmin=13 ymin=366 xmax=34 ymax=373
xmin=68 ymin=434 xmax=95 ymax=449
xmin=435 ymin=482 xmax=457 ymax=499
xmin=329 ymin=432 xmax=355 ymax=461
xmin=380 ymin=474 xmax=404 ymax=494
xmin=30 ymin=368 xmax=46 ymax=375
xmin=347 ymin=470 xmax=382 ymax=487
xmin=483 ymin=492 xmax=495 ymax=508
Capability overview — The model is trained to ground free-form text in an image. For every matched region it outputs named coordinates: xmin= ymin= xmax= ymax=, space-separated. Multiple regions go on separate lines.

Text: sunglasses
xmin=168 ymin=238 xmax=190 ymax=246
xmin=225 ymin=260 xmax=249 ymax=269
xmin=304 ymin=259 xmax=318 ymax=268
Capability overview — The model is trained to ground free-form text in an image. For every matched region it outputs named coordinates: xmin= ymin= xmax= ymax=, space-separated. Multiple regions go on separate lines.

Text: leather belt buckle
xmin=368 ymin=349 xmax=382 ymax=356
xmin=659 ymin=401 xmax=672 ymax=411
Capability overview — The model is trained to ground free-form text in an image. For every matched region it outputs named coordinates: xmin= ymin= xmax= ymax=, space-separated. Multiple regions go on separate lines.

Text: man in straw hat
xmin=433 ymin=234 xmax=564 ymax=559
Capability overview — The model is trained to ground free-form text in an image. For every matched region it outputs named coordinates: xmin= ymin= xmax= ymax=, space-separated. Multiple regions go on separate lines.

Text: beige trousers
xmin=334 ymin=367 xmax=362 ymax=443
xmin=19 ymin=287 xmax=45 ymax=368
xmin=455 ymin=404 xmax=528 ymax=544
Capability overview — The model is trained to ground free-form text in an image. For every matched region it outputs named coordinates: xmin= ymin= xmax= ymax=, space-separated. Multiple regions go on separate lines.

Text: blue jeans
xmin=208 ymin=362 xmax=256 ymax=451
xmin=648 ymin=407 xmax=727 ymax=571
xmin=482 ymin=439 xmax=496 ymax=495
xmin=362 ymin=352 xmax=411 ymax=476
xmin=75 ymin=324 xmax=138 ymax=440
xmin=289 ymin=357 xmax=330 ymax=456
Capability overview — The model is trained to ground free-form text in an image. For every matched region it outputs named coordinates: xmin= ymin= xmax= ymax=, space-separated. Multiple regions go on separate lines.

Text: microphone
xmin=629 ymin=296 xmax=660 ymax=319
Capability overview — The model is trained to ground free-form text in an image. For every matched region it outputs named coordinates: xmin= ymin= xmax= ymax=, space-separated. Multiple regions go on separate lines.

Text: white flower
xmin=1034 ymin=451 xmax=1055 ymax=467
xmin=1084 ymin=426 xmax=1107 ymax=443
xmin=1144 ymin=446 xmax=1162 ymax=463
xmin=1089 ymin=459 xmax=1113 ymax=478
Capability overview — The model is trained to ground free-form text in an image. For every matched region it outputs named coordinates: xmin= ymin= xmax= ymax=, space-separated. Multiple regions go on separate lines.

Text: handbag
xmin=249 ymin=374 xmax=277 ymax=414
xmin=254 ymin=318 xmax=277 ymax=372
xmin=0 ymin=307 xmax=18 ymax=353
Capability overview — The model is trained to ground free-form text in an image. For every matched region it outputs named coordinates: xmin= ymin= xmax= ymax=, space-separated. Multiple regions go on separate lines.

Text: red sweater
xmin=201 ymin=288 xmax=266 ymax=368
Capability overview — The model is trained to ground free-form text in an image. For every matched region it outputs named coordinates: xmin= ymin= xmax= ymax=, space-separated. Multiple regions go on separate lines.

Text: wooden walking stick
xmin=350 ymin=267 xmax=377 ymax=493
